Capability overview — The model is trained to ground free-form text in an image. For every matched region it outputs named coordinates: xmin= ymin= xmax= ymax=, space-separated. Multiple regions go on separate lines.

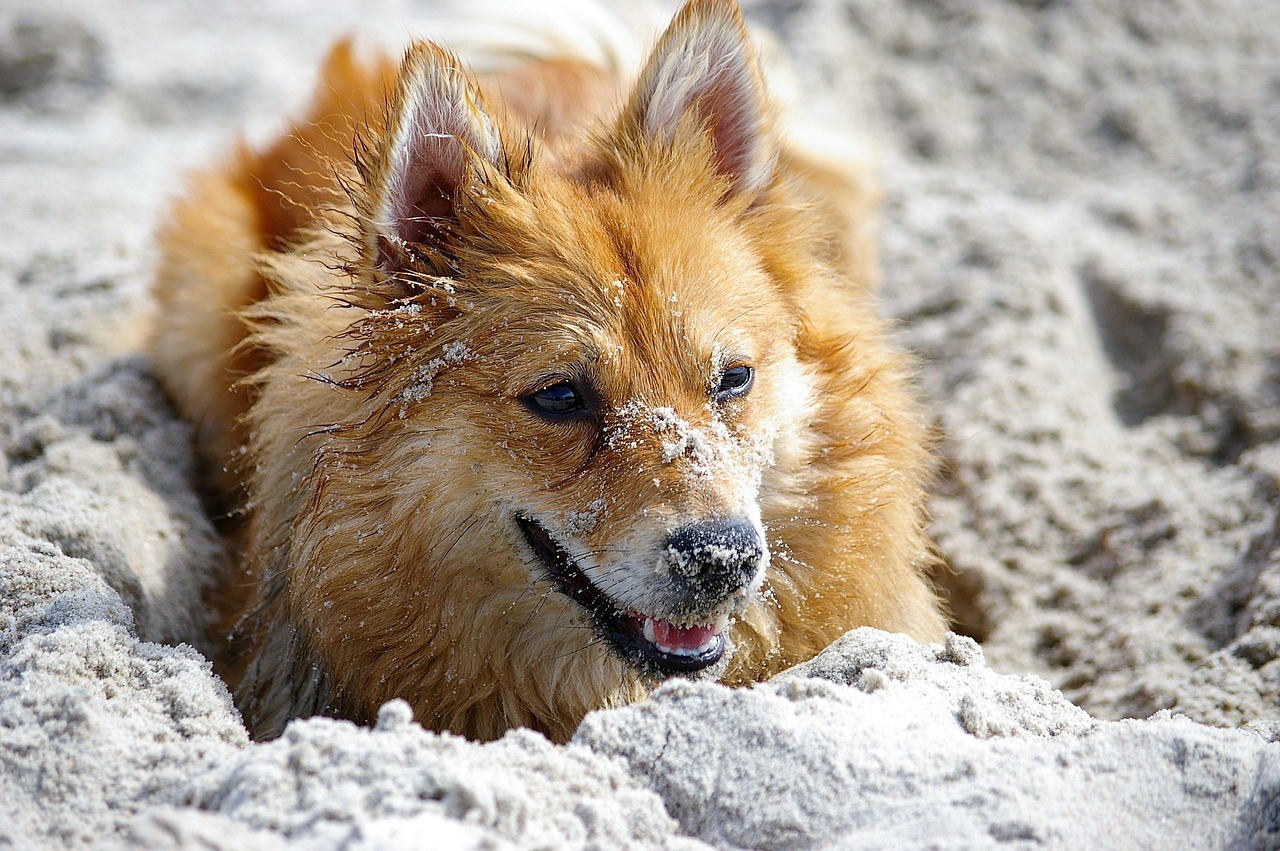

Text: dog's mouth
xmin=515 ymin=515 xmax=728 ymax=674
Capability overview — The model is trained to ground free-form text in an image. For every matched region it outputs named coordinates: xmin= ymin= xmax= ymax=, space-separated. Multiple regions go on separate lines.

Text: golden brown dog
xmin=151 ymin=0 xmax=946 ymax=742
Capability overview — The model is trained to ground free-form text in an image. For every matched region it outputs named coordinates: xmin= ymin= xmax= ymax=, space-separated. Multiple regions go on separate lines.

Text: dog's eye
xmin=526 ymin=382 xmax=587 ymax=417
xmin=715 ymin=365 xmax=754 ymax=400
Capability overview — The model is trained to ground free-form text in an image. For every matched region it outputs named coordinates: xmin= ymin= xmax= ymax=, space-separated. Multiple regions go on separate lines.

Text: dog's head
xmin=291 ymin=0 xmax=838 ymax=734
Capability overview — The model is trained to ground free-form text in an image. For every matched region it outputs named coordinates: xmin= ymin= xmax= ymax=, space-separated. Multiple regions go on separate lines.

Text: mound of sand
xmin=1 ymin=0 xmax=1277 ymax=847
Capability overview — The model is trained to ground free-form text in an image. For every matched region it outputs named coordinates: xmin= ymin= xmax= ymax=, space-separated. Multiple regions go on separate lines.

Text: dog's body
xmin=151 ymin=0 xmax=946 ymax=742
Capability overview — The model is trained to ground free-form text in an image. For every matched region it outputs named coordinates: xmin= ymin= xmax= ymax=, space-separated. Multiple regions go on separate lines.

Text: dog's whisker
xmin=419 ymin=512 xmax=485 ymax=567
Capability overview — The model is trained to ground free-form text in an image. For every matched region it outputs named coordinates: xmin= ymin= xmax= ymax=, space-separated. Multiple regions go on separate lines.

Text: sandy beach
xmin=2 ymin=0 xmax=1278 ymax=847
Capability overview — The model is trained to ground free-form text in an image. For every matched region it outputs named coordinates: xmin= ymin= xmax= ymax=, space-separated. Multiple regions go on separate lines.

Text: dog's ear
xmin=625 ymin=0 xmax=774 ymax=195
xmin=363 ymin=42 xmax=504 ymax=276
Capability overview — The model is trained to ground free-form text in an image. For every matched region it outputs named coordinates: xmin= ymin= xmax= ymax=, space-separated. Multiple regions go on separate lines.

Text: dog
xmin=150 ymin=0 xmax=947 ymax=742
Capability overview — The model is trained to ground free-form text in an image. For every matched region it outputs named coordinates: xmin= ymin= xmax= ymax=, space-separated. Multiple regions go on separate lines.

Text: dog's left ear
xmin=625 ymin=0 xmax=774 ymax=195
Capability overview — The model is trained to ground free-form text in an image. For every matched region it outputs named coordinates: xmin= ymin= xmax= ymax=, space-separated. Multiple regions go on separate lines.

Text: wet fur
xmin=151 ymin=0 xmax=946 ymax=742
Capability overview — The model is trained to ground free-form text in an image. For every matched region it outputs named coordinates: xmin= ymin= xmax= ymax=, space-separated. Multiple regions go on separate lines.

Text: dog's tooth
xmin=714 ymin=613 xmax=729 ymax=633
xmin=643 ymin=617 xmax=657 ymax=645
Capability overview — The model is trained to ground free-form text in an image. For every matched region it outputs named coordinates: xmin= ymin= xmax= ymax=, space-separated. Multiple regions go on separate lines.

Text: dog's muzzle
xmin=517 ymin=514 xmax=768 ymax=676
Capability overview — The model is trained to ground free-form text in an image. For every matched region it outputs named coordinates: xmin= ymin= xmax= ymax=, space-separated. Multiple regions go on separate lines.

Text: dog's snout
xmin=663 ymin=517 xmax=767 ymax=597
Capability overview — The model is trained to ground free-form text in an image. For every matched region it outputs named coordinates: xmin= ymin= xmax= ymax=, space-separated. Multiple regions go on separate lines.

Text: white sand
xmin=1 ymin=0 xmax=1278 ymax=847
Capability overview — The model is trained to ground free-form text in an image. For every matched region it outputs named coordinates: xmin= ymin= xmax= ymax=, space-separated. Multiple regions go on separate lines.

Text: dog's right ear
xmin=361 ymin=42 xmax=504 ymax=278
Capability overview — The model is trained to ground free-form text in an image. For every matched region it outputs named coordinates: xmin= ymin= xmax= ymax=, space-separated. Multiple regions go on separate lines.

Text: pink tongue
xmin=651 ymin=617 xmax=715 ymax=652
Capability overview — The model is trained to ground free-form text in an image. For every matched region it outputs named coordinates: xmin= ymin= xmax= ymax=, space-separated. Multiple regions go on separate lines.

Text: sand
xmin=1 ymin=0 xmax=1278 ymax=847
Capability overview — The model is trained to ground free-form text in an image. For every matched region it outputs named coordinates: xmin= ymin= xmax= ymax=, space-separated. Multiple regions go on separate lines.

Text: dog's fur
xmin=151 ymin=0 xmax=946 ymax=743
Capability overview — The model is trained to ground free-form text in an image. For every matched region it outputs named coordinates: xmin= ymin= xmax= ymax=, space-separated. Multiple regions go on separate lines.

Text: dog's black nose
xmin=663 ymin=517 xmax=767 ymax=603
